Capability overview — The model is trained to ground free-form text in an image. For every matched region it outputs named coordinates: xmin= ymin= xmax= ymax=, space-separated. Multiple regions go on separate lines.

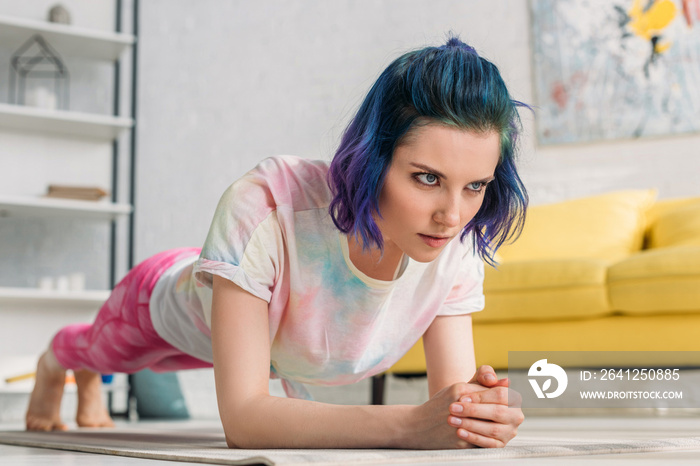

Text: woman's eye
xmin=416 ymin=173 xmax=439 ymax=185
xmin=467 ymin=182 xmax=485 ymax=192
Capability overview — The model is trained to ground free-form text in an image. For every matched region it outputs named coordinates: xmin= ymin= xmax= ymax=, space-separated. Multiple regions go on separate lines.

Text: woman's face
xmin=376 ymin=124 xmax=500 ymax=263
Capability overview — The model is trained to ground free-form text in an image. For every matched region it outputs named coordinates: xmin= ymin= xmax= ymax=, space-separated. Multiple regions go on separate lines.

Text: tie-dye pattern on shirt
xmin=156 ymin=156 xmax=485 ymax=395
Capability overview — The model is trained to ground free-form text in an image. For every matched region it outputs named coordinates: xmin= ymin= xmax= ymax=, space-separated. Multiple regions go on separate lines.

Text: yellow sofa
xmin=375 ymin=190 xmax=700 ymax=402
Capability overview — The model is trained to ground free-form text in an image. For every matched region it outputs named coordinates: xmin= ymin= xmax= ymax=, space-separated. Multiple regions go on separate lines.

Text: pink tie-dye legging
xmin=52 ymin=248 xmax=212 ymax=374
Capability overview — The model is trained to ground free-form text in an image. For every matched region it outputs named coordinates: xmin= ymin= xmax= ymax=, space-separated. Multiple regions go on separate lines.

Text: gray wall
xmin=135 ymin=0 xmax=700 ymax=262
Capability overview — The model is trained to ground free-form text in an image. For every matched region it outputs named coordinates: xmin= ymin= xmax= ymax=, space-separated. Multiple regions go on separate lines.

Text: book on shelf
xmin=45 ymin=185 xmax=109 ymax=201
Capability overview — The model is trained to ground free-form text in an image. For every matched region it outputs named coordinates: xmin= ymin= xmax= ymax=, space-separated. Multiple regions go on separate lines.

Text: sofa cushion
xmin=478 ymin=259 xmax=609 ymax=323
xmin=646 ymin=196 xmax=700 ymax=225
xmin=472 ymin=313 xmax=700 ymax=370
xmin=647 ymin=198 xmax=700 ymax=248
xmin=497 ymin=190 xmax=657 ymax=262
xmin=608 ymin=245 xmax=700 ymax=313
xmin=388 ymin=313 xmax=700 ymax=373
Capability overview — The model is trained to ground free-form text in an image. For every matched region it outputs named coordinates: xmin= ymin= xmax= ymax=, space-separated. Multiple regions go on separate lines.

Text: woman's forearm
xmin=222 ymin=395 xmax=417 ymax=449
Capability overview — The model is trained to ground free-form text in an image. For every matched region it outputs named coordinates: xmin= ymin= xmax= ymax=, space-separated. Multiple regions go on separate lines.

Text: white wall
xmin=135 ymin=0 xmax=700 ymax=262
xmin=135 ymin=0 xmax=535 ymax=260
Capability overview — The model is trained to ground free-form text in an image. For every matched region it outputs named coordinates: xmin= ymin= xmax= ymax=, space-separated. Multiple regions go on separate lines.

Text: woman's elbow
xmin=222 ymin=416 xmax=259 ymax=449
xmin=221 ymin=405 xmax=268 ymax=449
xmin=224 ymin=425 xmax=258 ymax=449
xmin=219 ymin=393 xmax=274 ymax=448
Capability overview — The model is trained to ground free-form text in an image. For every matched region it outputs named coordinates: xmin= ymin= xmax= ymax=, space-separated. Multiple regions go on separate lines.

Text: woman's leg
xmin=27 ymin=343 xmax=123 ymax=430
xmin=26 ymin=248 xmax=210 ymax=431
xmin=25 ymin=348 xmax=69 ymax=431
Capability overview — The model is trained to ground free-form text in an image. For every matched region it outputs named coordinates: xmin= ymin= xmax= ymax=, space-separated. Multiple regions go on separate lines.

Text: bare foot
xmin=26 ymin=350 xmax=68 ymax=431
xmin=75 ymin=369 xmax=114 ymax=428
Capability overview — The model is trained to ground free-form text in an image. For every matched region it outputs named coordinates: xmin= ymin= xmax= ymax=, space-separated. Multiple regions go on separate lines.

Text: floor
xmin=2 ymin=370 xmax=699 ymax=465
xmin=1 ymin=416 xmax=700 ymax=465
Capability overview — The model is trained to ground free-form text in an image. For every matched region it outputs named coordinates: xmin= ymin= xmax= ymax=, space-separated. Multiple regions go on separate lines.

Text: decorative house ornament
xmin=9 ymin=34 xmax=69 ymax=110
xmin=48 ymin=4 xmax=72 ymax=25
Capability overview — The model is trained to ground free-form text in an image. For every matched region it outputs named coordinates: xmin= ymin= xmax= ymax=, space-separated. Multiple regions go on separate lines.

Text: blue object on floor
xmin=129 ymin=369 xmax=190 ymax=419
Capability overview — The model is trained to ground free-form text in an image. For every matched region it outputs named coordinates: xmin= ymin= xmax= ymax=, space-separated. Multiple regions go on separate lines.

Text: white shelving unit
xmin=0 ymin=9 xmax=136 ymax=314
xmin=0 ymin=14 xmax=134 ymax=61
xmin=0 ymin=195 xmax=132 ymax=221
xmin=0 ymin=287 xmax=111 ymax=310
xmin=0 ymin=102 xmax=133 ymax=140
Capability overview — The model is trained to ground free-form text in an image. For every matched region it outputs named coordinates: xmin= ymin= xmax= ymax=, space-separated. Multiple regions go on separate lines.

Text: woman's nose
xmin=433 ymin=194 xmax=461 ymax=228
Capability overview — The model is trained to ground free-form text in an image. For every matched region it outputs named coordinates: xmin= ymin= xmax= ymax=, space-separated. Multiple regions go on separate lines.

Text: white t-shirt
xmin=150 ymin=155 xmax=485 ymax=398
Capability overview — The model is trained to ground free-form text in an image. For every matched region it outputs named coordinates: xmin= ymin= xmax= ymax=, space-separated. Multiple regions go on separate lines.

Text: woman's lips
xmin=418 ymin=234 xmax=451 ymax=248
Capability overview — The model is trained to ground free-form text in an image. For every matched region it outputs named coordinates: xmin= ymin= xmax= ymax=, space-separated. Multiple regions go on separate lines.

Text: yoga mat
xmin=1 ymin=424 xmax=699 ymax=465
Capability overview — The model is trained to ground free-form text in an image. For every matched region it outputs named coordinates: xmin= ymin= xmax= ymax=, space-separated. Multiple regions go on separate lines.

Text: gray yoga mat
xmin=1 ymin=424 xmax=699 ymax=465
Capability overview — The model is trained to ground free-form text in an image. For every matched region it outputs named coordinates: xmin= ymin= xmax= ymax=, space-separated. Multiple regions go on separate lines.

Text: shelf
xmin=0 ymin=287 xmax=110 ymax=310
xmin=0 ymin=103 xmax=133 ymax=141
xmin=0 ymin=195 xmax=132 ymax=221
xmin=0 ymin=14 xmax=134 ymax=61
xmin=0 ymin=381 xmax=78 ymax=395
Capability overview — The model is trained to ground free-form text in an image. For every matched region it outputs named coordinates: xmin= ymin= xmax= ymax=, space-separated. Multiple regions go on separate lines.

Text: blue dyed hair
xmin=327 ymin=35 xmax=529 ymax=265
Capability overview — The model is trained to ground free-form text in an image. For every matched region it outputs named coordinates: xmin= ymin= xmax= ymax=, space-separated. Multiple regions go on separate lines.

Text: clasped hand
xmin=414 ymin=365 xmax=523 ymax=449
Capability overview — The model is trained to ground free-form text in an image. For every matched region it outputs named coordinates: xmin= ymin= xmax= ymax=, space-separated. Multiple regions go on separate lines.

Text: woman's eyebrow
xmin=409 ymin=162 xmax=495 ymax=184
xmin=409 ymin=162 xmax=447 ymax=178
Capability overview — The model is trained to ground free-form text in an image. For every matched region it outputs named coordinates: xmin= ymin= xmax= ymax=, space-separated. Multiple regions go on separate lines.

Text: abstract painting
xmin=531 ymin=0 xmax=700 ymax=145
